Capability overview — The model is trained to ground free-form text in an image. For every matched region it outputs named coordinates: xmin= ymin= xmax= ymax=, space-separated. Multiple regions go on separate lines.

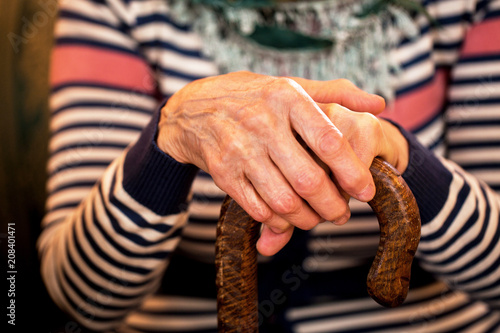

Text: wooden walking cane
xmin=215 ymin=157 xmax=421 ymax=332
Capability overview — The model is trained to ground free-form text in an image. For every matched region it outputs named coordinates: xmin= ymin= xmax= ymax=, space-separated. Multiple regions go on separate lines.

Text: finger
xmin=289 ymin=100 xmax=376 ymax=203
xmin=291 ymin=77 xmax=386 ymax=114
xmin=244 ymin=157 xmax=322 ymax=231
xmin=267 ymin=130 xmax=351 ymax=222
xmin=257 ymin=224 xmax=294 ymax=256
xmin=214 ymin=165 xmax=295 ymax=236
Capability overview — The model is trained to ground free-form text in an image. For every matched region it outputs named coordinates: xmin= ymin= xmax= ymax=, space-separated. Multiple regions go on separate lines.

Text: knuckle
xmin=251 ymin=204 xmax=273 ymax=223
xmin=293 ymin=167 xmax=324 ymax=197
xmin=271 ymin=192 xmax=300 ymax=216
xmin=317 ymin=127 xmax=348 ymax=157
xmin=266 ymin=77 xmax=301 ymax=100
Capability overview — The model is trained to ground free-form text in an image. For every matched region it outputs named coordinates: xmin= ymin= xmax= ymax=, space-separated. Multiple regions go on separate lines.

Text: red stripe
xmin=461 ymin=19 xmax=500 ymax=56
xmin=380 ymin=69 xmax=448 ymax=131
xmin=51 ymin=46 xmax=156 ymax=93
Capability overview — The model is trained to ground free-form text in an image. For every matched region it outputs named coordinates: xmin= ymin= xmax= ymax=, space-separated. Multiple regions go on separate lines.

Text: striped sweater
xmin=39 ymin=0 xmax=500 ymax=332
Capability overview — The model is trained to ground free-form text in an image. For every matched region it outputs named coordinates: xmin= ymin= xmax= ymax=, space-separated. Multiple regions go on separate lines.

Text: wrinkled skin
xmin=157 ymin=71 xmax=408 ymax=256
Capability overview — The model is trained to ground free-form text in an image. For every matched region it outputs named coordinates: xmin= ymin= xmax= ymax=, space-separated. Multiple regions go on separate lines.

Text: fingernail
xmin=356 ymin=182 xmax=375 ymax=202
xmin=332 ymin=211 xmax=350 ymax=225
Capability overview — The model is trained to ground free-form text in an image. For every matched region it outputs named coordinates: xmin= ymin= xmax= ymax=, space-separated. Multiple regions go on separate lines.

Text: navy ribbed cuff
xmin=389 ymin=121 xmax=453 ymax=225
xmin=123 ymin=101 xmax=198 ymax=216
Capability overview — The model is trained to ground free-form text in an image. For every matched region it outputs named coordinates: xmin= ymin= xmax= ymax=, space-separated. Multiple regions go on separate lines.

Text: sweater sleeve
xmin=37 ymin=0 xmax=198 ymax=330
xmin=400 ymin=0 xmax=500 ymax=310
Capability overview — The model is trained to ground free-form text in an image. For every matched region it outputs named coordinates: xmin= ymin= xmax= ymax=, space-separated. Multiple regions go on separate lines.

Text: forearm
xmin=39 ymin=109 xmax=199 ymax=330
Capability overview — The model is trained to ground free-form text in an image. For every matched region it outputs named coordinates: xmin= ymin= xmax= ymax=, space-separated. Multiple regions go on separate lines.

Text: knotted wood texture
xmin=216 ymin=197 xmax=260 ymax=333
xmin=216 ymin=157 xmax=421 ymax=332
xmin=366 ymin=158 xmax=421 ymax=307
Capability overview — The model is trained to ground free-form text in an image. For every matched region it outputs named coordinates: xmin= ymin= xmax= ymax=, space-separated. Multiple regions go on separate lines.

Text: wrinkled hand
xmin=157 ymin=71 xmax=397 ymax=256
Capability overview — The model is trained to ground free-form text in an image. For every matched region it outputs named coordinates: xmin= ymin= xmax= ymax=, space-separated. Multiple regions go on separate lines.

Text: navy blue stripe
xmin=91 ymin=205 xmax=172 ymax=259
xmin=452 ymin=75 xmax=500 ymax=85
xmin=51 ymin=81 xmax=158 ymax=96
xmin=434 ymin=40 xmax=463 ymax=50
xmin=396 ymin=75 xmax=434 ymax=97
xmin=289 ymin=289 xmax=462 ymax=326
xmin=48 ymin=201 xmax=85 ymax=212
xmin=136 ymin=13 xmax=191 ymax=31
xmin=420 ymin=178 xmax=471 ymax=242
xmin=70 ymin=223 xmax=150 ymax=288
xmin=59 ymin=9 xmax=129 ymax=33
xmin=50 ymin=181 xmax=96 ymax=195
xmin=59 ymin=273 xmax=126 ymax=324
xmin=461 ymin=163 xmax=500 ymax=171
xmin=419 ymin=194 xmax=480 ymax=256
xmin=486 ymin=320 xmax=500 ymax=333
xmin=458 ymin=251 xmax=500 ymax=285
xmin=128 ymin=325 xmax=217 ymax=333
xmin=50 ymin=142 xmax=128 ymax=158
xmin=447 ymin=120 xmax=500 ymax=127
xmin=48 ymin=161 xmax=112 ymax=179
xmin=62 ymin=267 xmax=130 ymax=311
xmin=108 ymin=190 xmax=176 ymax=234
xmin=191 ymin=194 xmax=225 ymax=203
xmin=448 ymin=141 xmax=500 ymax=150
xmin=400 ymin=51 xmax=431 ymax=70
xmin=56 ymin=37 xmax=139 ymax=56
xmin=450 ymin=98 xmax=500 ymax=107
xmin=139 ymin=39 xmax=203 ymax=58
xmin=422 ymin=188 xmax=492 ymax=274
xmin=52 ymin=122 xmax=144 ymax=136
xmin=52 ymin=101 xmax=153 ymax=117
xmin=98 ymin=176 xmax=182 ymax=246
xmin=158 ymin=66 xmax=207 ymax=82
xmin=336 ymin=302 xmax=474 ymax=333
xmin=447 ymin=312 xmax=493 ymax=332
xmin=188 ymin=217 xmax=218 ymax=225
xmin=67 ymin=248 xmax=140 ymax=300
xmin=80 ymin=208 xmax=152 ymax=275
xmin=485 ymin=9 xmax=500 ymax=20
xmin=458 ymin=53 xmax=500 ymax=64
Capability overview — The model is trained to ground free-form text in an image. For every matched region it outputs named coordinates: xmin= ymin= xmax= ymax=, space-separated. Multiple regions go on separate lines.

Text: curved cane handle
xmin=215 ymin=157 xmax=421 ymax=332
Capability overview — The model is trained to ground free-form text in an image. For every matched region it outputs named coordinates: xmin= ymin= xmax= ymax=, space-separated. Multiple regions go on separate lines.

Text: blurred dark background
xmin=0 ymin=0 xmax=73 ymax=331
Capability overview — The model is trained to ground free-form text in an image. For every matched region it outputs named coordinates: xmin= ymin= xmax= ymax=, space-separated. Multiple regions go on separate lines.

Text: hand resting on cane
xmin=157 ymin=71 xmax=409 ymax=256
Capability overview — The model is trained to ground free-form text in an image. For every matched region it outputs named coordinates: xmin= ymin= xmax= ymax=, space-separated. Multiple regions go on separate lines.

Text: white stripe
xmin=125 ymin=313 xmax=217 ymax=330
xmin=47 ymin=147 xmax=123 ymax=174
xmin=47 ymin=166 xmax=105 ymax=193
xmin=287 ymin=281 xmax=448 ymax=321
xmin=292 ymin=292 xmax=470 ymax=333
xmin=396 ymin=58 xmax=435 ymax=91
xmin=146 ymin=48 xmax=218 ymax=77
xmin=448 ymin=126 xmax=500 ymax=143
xmin=182 ymin=223 xmax=217 ymax=240
xmin=447 ymin=105 xmax=500 ymax=122
xmin=49 ymin=128 xmax=140 ymax=153
xmin=56 ymin=19 xmax=136 ymax=50
xmin=133 ymin=22 xmax=207 ymax=51
xmin=418 ymin=174 xmax=478 ymax=252
xmin=60 ymin=0 xmax=121 ymax=26
xmin=140 ymin=295 xmax=216 ymax=312
xmin=191 ymin=175 xmax=225 ymax=197
xmin=420 ymin=165 xmax=465 ymax=236
xmin=46 ymin=187 xmax=92 ymax=210
xmin=463 ymin=312 xmax=500 ymax=333
xmin=449 ymin=82 xmax=500 ymax=101
xmin=449 ymin=148 xmax=500 ymax=165
xmin=453 ymin=61 xmax=500 ymax=79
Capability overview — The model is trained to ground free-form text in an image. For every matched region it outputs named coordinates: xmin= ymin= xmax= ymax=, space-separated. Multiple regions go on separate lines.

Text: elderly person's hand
xmin=157 ymin=71 xmax=406 ymax=256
